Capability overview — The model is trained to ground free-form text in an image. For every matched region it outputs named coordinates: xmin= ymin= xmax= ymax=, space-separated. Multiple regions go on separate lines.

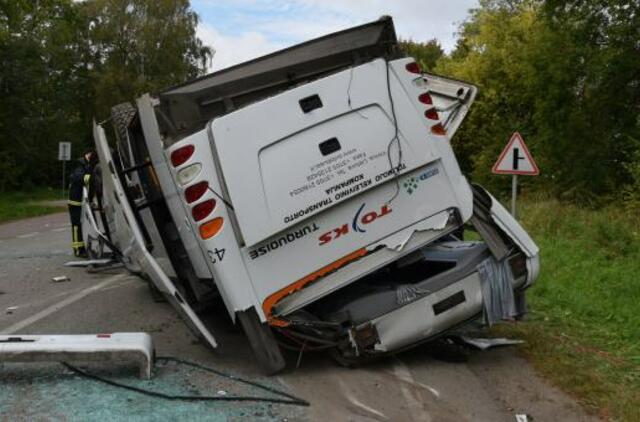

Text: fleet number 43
xmin=207 ymin=248 xmax=225 ymax=264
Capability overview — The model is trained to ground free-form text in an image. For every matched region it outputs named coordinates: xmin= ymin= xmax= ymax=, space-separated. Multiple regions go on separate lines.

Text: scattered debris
xmin=6 ymin=306 xmax=18 ymax=314
xmin=457 ymin=336 xmax=524 ymax=350
xmin=515 ymin=414 xmax=531 ymax=422
xmin=217 ymin=390 xmax=228 ymax=396
xmin=0 ymin=290 xmax=5 ymax=295
xmin=52 ymin=276 xmax=71 ymax=283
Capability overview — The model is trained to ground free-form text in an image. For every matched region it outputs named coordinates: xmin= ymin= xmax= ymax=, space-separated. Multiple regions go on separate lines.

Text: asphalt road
xmin=0 ymin=212 xmax=596 ymax=421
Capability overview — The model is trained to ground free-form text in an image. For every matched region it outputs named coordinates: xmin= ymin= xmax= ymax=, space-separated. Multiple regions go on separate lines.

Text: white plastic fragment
xmin=52 ymin=276 xmax=70 ymax=283
xmin=458 ymin=336 xmax=524 ymax=350
xmin=64 ymin=259 xmax=113 ymax=267
xmin=370 ymin=210 xmax=451 ymax=252
xmin=6 ymin=306 xmax=18 ymax=314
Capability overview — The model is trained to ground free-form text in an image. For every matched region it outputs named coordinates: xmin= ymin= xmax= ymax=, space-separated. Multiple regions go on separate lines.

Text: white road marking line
xmin=385 ymin=367 xmax=441 ymax=398
xmin=276 ymin=376 xmax=291 ymax=390
xmin=0 ymin=273 xmax=128 ymax=335
xmin=337 ymin=378 xmax=389 ymax=421
xmin=99 ymin=278 xmax=138 ymax=292
xmin=392 ymin=357 xmax=433 ymax=422
xmin=52 ymin=228 xmax=67 ymax=232
xmin=17 ymin=232 xmax=39 ymax=239
xmin=10 ymin=289 xmax=80 ymax=311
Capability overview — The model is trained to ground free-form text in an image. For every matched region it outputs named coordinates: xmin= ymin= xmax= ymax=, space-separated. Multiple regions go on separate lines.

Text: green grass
xmin=493 ymin=199 xmax=640 ymax=421
xmin=0 ymin=188 xmax=66 ymax=223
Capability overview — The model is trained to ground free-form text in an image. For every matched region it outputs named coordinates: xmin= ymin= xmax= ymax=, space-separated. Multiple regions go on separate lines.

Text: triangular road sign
xmin=492 ymin=132 xmax=539 ymax=175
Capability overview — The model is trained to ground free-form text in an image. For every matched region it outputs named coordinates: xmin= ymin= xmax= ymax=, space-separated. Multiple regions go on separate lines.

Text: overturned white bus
xmin=85 ymin=17 xmax=539 ymax=374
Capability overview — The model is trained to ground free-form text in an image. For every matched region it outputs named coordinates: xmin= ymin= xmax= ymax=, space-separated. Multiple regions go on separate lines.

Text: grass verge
xmin=0 ymin=189 xmax=66 ymax=223
xmin=493 ymin=199 xmax=640 ymax=421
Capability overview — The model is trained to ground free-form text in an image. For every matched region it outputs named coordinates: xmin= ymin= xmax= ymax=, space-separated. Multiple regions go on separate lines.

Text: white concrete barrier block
xmin=0 ymin=332 xmax=154 ymax=379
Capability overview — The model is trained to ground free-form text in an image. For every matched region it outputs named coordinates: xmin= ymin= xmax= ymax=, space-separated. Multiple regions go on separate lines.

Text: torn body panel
xmin=81 ymin=188 xmax=114 ymax=260
xmin=279 ymin=185 xmax=538 ymax=361
xmin=93 ymin=122 xmax=218 ymax=349
xmin=471 ymin=184 xmax=540 ymax=286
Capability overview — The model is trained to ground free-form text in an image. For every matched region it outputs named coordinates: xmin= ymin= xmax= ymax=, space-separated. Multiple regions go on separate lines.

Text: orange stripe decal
xmin=263 ymin=248 xmax=368 ymax=327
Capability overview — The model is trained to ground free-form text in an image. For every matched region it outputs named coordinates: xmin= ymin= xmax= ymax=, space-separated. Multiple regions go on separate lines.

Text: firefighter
xmin=68 ymin=149 xmax=98 ymax=258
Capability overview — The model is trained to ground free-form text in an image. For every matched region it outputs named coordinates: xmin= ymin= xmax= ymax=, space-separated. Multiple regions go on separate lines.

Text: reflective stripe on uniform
xmin=71 ymin=223 xmax=85 ymax=255
xmin=83 ymin=174 xmax=91 ymax=186
xmin=68 ymin=200 xmax=83 ymax=206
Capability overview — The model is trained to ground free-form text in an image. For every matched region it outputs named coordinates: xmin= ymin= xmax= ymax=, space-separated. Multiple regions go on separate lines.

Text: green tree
xmin=0 ymin=0 xmax=212 ymax=191
xmin=436 ymin=0 xmax=640 ymax=202
xmin=80 ymin=0 xmax=212 ymax=119
xmin=541 ymin=0 xmax=640 ymax=200
xmin=400 ymin=39 xmax=444 ymax=71
xmin=436 ymin=0 xmax=545 ymax=193
xmin=0 ymin=0 xmax=88 ymax=190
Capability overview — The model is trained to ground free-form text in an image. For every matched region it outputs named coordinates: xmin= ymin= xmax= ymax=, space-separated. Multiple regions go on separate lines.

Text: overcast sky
xmin=191 ymin=0 xmax=479 ymax=71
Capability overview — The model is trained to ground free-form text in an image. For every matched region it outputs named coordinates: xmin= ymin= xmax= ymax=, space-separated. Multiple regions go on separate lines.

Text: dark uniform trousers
xmin=68 ymin=203 xmax=85 ymax=256
xmin=68 ymin=163 xmax=91 ymax=257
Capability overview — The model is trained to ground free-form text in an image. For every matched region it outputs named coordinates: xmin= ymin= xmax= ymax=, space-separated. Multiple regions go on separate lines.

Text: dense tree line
xmin=0 ymin=0 xmax=211 ymax=191
xmin=432 ymin=0 xmax=639 ymax=206
xmin=1 ymin=0 xmax=638 ymax=210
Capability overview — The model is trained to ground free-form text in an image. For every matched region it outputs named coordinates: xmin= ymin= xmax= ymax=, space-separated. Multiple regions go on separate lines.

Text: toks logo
xmin=318 ymin=203 xmax=392 ymax=245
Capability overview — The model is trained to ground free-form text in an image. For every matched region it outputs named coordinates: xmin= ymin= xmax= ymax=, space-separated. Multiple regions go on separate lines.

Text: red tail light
xmin=185 ymin=181 xmax=208 ymax=204
xmin=418 ymin=93 xmax=433 ymax=105
xmin=425 ymin=108 xmax=439 ymax=120
xmin=170 ymin=145 xmax=194 ymax=167
xmin=405 ymin=62 xmax=422 ymax=74
xmin=192 ymin=199 xmax=216 ymax=221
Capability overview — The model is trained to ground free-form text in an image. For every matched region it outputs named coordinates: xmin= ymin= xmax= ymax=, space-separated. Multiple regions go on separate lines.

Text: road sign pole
xmin=62 ymin=160 xmax=66 ymax=200
xmin=511 ymin=174 xmax=518 ymax=218
xmin=58 ymin=141 xmax=71 ymax=199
